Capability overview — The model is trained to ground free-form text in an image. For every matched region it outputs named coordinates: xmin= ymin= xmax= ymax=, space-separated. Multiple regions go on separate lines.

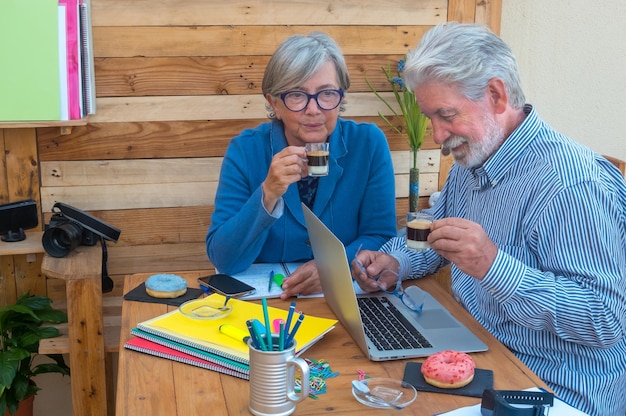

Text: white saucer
xmin=352 ymin=378 xmax=417 ymax=409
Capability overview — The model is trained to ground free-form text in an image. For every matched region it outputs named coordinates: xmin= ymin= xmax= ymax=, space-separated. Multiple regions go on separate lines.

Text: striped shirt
xmin=383 ymin=105 xmax=626 ymax=416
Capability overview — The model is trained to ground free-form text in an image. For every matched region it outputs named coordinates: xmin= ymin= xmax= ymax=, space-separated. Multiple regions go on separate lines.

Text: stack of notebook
xmin=124 ymin=294 xmax=337 ymax=379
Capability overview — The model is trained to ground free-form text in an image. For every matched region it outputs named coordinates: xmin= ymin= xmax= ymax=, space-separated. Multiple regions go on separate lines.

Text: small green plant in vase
xmin=0 ymin=293 xmax=70 ymax=416
xmin=366 ymin=57 xmax=429 ymax=212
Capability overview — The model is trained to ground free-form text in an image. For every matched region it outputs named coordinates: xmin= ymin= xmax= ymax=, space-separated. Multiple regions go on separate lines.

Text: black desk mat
xmin=123 ymin=282 xmax=203 ymax=307
xmin=402 ymin=362 xmax=493 ymax=398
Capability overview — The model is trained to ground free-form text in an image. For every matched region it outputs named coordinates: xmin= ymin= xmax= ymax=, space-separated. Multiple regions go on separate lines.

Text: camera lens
xmin=42 ymin=222 xmax=84 ymax=257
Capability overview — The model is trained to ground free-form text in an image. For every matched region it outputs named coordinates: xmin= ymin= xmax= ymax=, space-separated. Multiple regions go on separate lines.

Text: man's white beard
xmin=443 ymin=113 xmax=505 ymax=169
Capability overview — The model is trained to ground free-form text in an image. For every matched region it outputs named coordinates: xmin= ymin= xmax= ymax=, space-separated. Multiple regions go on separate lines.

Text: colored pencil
xmin=285 ymin=312 xmax=304 ymax=348
xmin=261 ymin=298 xmax=272 ymax=350
xmin=284 ymin=301 xmax=296 ymax=333
xmin=250 ymin=319 xmax=267 ymax=351
xmin=278 ymin=322 xmax=285 ymax=351
xmin=245 ymin=319 xmax=261 ymax=350
xmin=283 ymin=301 xmax=297 ymax=349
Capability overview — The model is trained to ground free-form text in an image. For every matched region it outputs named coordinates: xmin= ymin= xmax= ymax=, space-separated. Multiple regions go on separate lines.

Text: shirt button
xmin=488 ymin=288 xmax=496 ymax=295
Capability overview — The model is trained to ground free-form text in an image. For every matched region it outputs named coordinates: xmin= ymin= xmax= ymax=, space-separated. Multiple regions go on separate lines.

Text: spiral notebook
xmin=135 ymin=293 xmax=337 ymax=364
xmin=124 ymin=336 xmax=249 ymax=380
xmin=129 ymin=327 xmax=250 ymax=374
xmin=226 ymin=262 xmax=304 ymax=300
xmin=78 ymin=0 xmax=96 ymax=115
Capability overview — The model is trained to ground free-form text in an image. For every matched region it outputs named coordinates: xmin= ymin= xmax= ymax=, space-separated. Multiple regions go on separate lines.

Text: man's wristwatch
xmin=481 ymin=389 xmax=554 ymax=416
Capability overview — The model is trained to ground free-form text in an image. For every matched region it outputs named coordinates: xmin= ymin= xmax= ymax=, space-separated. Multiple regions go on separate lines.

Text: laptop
xmin=302 ymin=203 xmax=487 ymax=361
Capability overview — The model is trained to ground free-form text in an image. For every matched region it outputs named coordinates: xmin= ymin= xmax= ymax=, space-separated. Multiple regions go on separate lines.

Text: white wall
xmin=32 ymin=354 xmax=72 ymax=416
xmin=500 ymin=0 xmax=626 ymax=162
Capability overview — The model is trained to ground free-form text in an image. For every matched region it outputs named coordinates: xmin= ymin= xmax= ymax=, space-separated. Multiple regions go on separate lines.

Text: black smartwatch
xmin=481 ymin=389 xmax=554 ymax=416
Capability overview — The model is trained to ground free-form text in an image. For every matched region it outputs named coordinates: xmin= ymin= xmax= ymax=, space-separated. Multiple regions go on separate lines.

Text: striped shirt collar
xmin=470 ymin=104 xmax=538 ymax=190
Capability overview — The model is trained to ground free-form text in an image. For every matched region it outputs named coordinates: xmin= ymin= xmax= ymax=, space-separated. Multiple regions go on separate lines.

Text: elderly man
xmin=352 ymin=23 xmax=626 ymax=416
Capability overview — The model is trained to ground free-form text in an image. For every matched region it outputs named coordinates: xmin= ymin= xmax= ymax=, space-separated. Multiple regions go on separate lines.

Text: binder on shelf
xmin=134 ymin=294 xmax=337 ymax=365
xmin=60 ymin=0 xmax=81 ymax=119
xmin=0 ymin=0 xmax=93 ymax=122
xmin=124 ymin=336 xmax=249 ymax=380
xmin=57 ymin=3 xmax=69 ymax=120
xmin=0 ymin=0 xmax=62 ymax=121
xmin=79 ymin=0 xmax=96 ymax=115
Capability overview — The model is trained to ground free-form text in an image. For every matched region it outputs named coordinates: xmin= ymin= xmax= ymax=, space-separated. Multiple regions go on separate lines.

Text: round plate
xmin=352 ymin=378 xmax=417 ymax=409
xmin=179 ymin=298 xmax=232 ymax=320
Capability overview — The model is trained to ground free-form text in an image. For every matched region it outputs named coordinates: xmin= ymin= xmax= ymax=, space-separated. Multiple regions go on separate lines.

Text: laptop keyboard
xmin=358 ymin=297 xmax=433 ymax=351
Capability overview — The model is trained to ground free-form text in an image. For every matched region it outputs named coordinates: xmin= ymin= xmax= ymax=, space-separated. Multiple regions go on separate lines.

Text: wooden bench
xmin=39 ymin=295 xmax=121 ymax=416
xmin=38 ymin=296 xmax=122 ymax=413
xmin=39 ymin=297 xmax=122 ymax=355
xmin=38 ymin=244 xmax=109 ymax=416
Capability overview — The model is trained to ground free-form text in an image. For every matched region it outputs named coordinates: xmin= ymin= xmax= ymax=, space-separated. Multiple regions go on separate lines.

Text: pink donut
xmin=421 ymin=350 xmax=475 ymax=389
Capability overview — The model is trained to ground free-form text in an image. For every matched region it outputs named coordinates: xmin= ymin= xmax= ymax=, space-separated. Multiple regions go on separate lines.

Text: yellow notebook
xmin=136 ymin=294 xmax=337 ymax=363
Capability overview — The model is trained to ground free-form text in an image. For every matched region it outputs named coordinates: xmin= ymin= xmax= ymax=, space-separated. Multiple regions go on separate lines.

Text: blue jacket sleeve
xmin=206 ymin=126 xmax=280 ymax=273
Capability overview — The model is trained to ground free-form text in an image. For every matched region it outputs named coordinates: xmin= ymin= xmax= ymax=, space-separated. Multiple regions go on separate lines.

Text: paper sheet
xmin=437 ymin=387 xmax=589 ymax=416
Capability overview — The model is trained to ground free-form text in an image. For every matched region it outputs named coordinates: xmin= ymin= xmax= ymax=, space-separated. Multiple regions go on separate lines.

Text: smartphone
xmin=198 ymin=274 xmax=256 ymax=297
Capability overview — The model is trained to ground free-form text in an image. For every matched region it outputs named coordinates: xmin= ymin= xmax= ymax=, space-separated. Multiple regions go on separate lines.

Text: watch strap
xmin=497 ymin=390 xmax=554 ymax=407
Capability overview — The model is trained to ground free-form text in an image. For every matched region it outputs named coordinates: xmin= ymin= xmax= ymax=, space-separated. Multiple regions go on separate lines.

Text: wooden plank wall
xmin=0 ymin=0 xmax=502 ymax=304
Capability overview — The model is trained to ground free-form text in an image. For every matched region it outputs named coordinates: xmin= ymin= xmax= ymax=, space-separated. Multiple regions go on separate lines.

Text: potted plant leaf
xmin=0 ymin=293 xmax=70 ymax=416
xmin=366 ymin=57 xmax=429 ymax=212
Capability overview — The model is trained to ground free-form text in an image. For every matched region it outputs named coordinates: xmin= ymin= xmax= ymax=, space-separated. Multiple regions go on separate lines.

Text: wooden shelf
xmin=0 ymin=119 xmax=87 ymax=128
xmin=0 ymin=231 xmax=44 ymax=256
xmin=0 ymin=119 xmax=88 ymax=135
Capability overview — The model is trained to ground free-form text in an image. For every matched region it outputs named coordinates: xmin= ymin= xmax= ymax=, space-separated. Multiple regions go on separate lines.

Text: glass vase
xmin=409 ymin=166 xmax=419 ymax=212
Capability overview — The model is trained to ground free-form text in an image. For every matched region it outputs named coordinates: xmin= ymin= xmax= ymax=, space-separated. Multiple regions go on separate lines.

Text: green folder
xmin=0 ymin=0 xmax=62 ymax=121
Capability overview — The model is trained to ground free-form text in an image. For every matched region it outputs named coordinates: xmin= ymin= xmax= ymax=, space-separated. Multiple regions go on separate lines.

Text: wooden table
xmin=116 ymin=271 xmax=548 ymax=416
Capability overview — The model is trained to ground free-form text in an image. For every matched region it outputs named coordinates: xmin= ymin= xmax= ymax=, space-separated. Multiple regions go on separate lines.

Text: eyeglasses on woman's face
xmin=279 ymin=89 xmax=344 ymax=112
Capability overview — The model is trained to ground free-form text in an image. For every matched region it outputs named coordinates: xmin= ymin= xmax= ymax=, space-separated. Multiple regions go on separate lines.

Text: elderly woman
xmin=206 ymin=32 xmax=396 ymax=298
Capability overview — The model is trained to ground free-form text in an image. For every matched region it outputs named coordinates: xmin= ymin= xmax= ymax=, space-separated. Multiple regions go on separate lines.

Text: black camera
xmin=42 ymin=202 xmax=121 ymax=258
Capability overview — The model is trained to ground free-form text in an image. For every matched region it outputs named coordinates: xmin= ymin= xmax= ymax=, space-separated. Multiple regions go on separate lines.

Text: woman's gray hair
xmin=403 ymin=22 xmax=525 ymax=109
xmin=263 ymin=31 xmax=350 ymax=117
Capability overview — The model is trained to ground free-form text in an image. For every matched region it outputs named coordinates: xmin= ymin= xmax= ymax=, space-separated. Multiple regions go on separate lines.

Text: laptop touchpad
xmin=416 ymin=310 xmax=460 ymax=329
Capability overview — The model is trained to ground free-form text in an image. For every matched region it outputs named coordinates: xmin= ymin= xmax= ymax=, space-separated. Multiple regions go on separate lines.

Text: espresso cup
xmin=406 ymin=212 xmax=434 ymax=250
xmin=248 ymin=335 xmax=310 ymax=416
xmin=305 ymin=142 xmax=329 ymax=176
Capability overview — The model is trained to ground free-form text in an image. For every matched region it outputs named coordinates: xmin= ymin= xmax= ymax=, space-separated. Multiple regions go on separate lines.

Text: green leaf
xmin=0 ymin=293 xmax=70 ymax=409
xmin=0 ymin=358 xmax=18 ymax=389
xmin=365 ymin=57 xmax=428 ymax=169
xmin=11 ymin=373 xmax=30 ymax=402
xmin=36 ymin=308 xmax=67 ymax=324
xmin=32 ymin=362 xmax=70 ymax=377
xmin=1 ymin=348 xmax=30 ymax=364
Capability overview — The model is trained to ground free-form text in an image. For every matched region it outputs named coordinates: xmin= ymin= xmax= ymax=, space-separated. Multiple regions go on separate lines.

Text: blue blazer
xmin=206 ymin=118 xmax=397 ymax=274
